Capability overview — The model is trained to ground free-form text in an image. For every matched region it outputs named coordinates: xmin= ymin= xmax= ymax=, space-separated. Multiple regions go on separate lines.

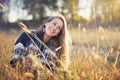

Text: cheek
xmin=53 ymin=31 xmax=60 ymax=36
xmin=45 ymin=26 xmax=49 ymax=31
xmin=56 ymin=30 xmax=60 ymax=34
xmin=45 ymin=26 xmax=51 ymax=35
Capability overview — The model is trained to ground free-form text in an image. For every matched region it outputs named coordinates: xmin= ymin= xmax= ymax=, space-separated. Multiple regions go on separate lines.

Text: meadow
xmin=0 ymin=26 xmax=120 ymax=80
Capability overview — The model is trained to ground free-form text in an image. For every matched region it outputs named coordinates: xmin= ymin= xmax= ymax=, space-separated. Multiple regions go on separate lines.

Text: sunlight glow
xmin=8 ymin=0 xmax=33 ymax=22
xmin=78 ymin=0 xmax=93 ymax=19
xmin=8 ymin=11 xmax=17 ymax=22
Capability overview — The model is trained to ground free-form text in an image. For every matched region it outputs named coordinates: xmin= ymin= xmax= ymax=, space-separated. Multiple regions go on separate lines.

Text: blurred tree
xmin=0 ymin=0 xmax=58 ymax=23
xmin=23 ymin=0 xmax=58 ymax=20
xmin=60 ymin=0 xmax=90 ymax=27
xmin=91 ymin=0 xmax=120 ymax=27
xmin=61 ymin=0 xmax=80 ymax=24
xmin=0 ymin=0 xmax=9 ymax=23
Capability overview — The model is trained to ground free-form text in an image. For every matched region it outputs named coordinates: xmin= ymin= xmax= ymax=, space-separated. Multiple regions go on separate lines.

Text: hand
xmin=10 ymin=58 xmax=18 ymax=68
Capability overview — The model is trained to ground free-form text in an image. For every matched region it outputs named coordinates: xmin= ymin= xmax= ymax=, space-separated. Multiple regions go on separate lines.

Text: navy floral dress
xmin=11 ymin=30 xmax=60 ymax=71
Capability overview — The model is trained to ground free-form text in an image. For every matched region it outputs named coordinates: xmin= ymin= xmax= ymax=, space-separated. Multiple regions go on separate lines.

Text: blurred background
xmin=0 ymin=0 xmax=119 ymax=30
xmin=0 ymin=0 xmax=120 ymax=79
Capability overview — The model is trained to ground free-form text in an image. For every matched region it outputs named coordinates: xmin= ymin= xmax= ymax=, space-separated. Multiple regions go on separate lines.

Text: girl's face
xmin=44 ymin=18 xmax=63 ymax=37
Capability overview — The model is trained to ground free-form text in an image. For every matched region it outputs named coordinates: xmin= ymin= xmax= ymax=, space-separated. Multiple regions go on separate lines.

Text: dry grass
xmin=0 ymin=27 xmax=120 ymax=80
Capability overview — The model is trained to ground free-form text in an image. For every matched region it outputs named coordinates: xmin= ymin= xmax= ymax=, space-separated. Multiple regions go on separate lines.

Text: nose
xmin=53 ymin=25 xmax=57 ymax=31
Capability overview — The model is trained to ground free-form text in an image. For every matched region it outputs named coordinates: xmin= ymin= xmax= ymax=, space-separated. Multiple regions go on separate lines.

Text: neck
xmin=43 ymin=33 xmax=51 ymax=42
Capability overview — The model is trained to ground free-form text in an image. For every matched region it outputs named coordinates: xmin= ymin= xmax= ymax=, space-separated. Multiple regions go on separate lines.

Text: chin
xmin=47 ymin=33 xmax=54 ymax=37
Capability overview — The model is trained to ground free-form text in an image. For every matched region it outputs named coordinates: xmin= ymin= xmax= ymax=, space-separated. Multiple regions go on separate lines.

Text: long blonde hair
xmin=35 ymin=14 xmax=70 ymax=68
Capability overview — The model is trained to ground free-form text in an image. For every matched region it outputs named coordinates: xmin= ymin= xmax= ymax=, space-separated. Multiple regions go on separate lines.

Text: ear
xmin=44 ymin=22 xmax=48 ymax=26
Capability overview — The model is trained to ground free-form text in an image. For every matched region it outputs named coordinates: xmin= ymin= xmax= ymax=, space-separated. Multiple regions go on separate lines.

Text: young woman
xmin=10 ymin=14 xmax=70 ymax=72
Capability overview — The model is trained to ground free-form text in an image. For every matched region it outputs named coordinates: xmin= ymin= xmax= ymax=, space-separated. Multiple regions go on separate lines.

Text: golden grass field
xmin=0 ymin=26 xmax=120 ymax=80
